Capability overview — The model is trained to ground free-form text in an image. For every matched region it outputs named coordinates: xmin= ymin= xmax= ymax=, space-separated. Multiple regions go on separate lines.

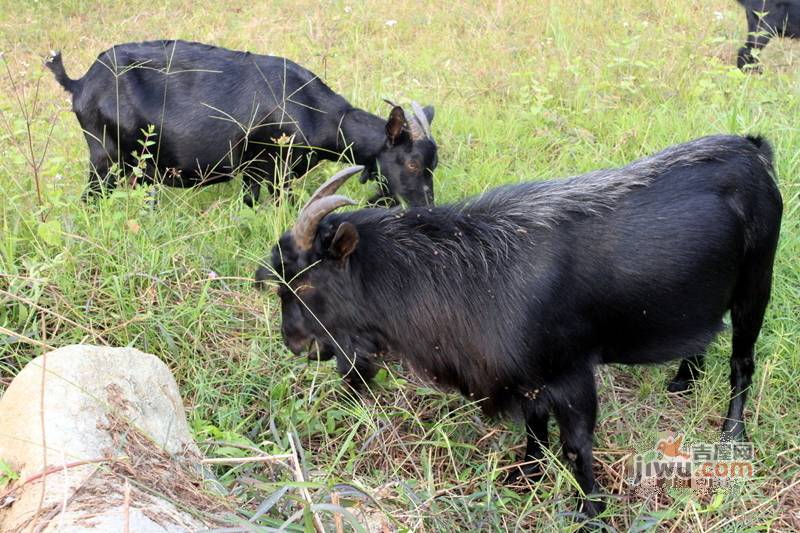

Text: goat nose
xmin=286 ymin=337 xmax=308 ymax=356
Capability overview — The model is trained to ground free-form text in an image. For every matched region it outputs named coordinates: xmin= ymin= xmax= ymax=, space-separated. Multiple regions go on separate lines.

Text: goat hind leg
xmin=738 ymin=11 xmax=773 ymax=70
xmin=82 ymin=142 xmax=118 ymax=202
xmin=667 ymin=354 xmax=705 ymax=393
xmin=722 ymin=224 xmax=779 ymax=440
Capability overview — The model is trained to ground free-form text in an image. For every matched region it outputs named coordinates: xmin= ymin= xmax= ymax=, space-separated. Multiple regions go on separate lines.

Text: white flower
xmin=385 ymin=19 xmax=397 ymax=27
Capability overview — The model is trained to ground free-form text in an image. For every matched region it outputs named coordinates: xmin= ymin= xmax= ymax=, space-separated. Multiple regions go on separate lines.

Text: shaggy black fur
xmin=46 ymin=40 xmax=437 ymax=206
xmin=259 ymin=135 xmax=782 ymax=518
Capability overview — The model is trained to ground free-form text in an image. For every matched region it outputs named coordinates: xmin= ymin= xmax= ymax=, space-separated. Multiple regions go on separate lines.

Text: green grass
xmin=1 ymin=0 xmax=799 ymax=530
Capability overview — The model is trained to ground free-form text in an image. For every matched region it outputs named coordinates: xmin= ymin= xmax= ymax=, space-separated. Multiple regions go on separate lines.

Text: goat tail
xmin=745 ymin=135 xmax=774 ymax=169
xmin=45 ymin=50 xmax=80 ymax=94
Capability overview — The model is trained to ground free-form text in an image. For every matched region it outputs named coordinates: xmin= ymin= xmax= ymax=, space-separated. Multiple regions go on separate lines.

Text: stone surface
xmin=0 ymin=345 xmax=210 ymax=532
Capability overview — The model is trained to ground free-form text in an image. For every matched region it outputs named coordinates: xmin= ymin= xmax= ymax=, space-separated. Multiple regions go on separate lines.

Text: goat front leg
xmin=551 ymin=366 xmax=605 ymax=519
xmin=506 ymin=398 xmax=550 ymax=484
xmin=333 ymin=336 xmax=378 ymax=391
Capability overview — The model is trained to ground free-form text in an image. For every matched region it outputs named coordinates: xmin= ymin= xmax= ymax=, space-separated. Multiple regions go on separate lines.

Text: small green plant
xmin=192 ymin=420 xmax=259 ymax=458
xmin=0 ymin=54 xmax=59 ymax=220
xmin=129 ymin=124 xmax=157 ymax=188
xmin=0 ymin=459 xmax=19 ymax=490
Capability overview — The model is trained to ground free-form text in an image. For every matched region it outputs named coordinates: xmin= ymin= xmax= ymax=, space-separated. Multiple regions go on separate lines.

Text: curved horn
xmin=405 ymin=111 xmax=425 ymax=141
xmin=410 ymin=101 xmax=432 ymax=140
xmin=304 ymin=165 xmax=364 ymax=208
xmin=292 ymin=195 xmax=356 ymax=250
xmin=292 ymin=165 xmax=363 ymax=250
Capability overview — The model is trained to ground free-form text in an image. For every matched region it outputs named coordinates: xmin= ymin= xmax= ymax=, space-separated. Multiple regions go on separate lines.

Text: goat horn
xmin=304 ymin=165 xmax=364 ymax=208
xmin=405 ymin=110 xmax=424 ymax=141
xmin=411 ymin=101 xmax=432 ymax=140
xmin=292 ymin=195 xmax=356 ymax=250
xmin=292 ymin=165 xmax=363 ymax=250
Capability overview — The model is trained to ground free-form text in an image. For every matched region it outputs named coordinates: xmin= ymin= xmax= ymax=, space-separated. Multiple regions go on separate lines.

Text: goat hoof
xmin=579 ymin=495 xmax=606 ymax=519
xmin=721 ymin=427 xmax=747 ymax=443
xmin=666 ymin=378 xmax=693 ymax=394
xmin=342 ymin=376 xmax=373 ymax=395
xmin=504 ymin=462 xmax=544 ymax=486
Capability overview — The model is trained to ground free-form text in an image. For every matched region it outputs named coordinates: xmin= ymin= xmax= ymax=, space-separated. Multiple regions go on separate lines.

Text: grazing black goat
xmin=46 ymin=40 xmax=437 ymax=206
xmin=257 ymin=135 xmax=782 ymax=518
xmin=737 ymin=0 xmax=800 ymax=69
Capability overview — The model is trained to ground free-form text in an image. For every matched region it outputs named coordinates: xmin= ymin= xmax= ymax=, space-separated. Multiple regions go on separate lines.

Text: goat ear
xmin=385 ymin=105 xmax=407 ymax=146
xmin=423 ymin=105 xmax=435 ymax=124
xmin=329 ymin=222 xmax=359 ymax=261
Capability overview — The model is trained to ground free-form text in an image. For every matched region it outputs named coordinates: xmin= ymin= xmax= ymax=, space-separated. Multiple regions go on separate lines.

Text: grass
xmin=1 ymin=0 xmax=799 ymax=530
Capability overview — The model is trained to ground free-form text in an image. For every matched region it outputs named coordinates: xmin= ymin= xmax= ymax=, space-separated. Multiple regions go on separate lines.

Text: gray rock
xmin=0 ymin=345 xmax=214 ymax=532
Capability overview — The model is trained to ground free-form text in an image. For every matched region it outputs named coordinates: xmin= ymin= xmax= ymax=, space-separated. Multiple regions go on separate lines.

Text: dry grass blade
xmin=288 ymin=432 xmax=326 ymax=533
xmin=201 ymin=454 xmax=293 ymax=465
xmin=331 ymin=492 xmax=344 ymax=533
xmin=123 ymin=479 xmax=131 ymax=533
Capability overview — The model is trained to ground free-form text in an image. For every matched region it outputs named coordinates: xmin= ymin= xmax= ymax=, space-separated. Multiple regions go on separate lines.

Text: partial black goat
xmin=737 ymin=0 xmax=800 ymax=69
xmin=258 ymin=135 xmax=782 ymax=518
xmin=46 ymin=40 xmax=437 ymax=206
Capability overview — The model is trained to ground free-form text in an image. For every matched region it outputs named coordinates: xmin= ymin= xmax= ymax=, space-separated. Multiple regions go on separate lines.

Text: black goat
xmin=46 ymin=40 xmax=437 ymax=206
xmin=737 ymin=0 xmax=800 ymax=69
xmin=257 ymin=135 xmax=782 ymax=518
